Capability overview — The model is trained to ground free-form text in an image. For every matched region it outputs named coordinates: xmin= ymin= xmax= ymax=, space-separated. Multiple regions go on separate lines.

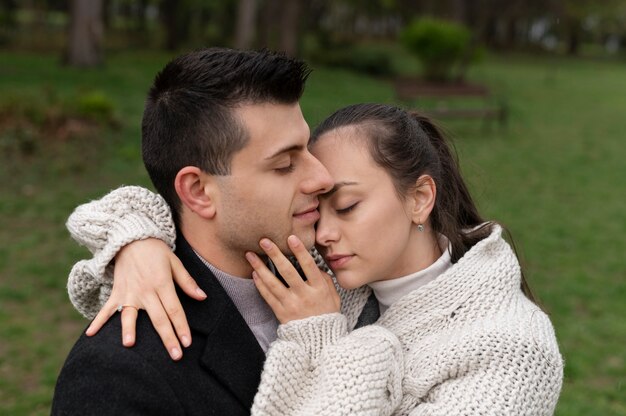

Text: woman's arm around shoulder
xmin=66 ymin=185 xmax=177 ymax=318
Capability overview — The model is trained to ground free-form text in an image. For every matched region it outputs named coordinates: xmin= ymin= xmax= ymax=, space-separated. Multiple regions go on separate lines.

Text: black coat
xmin=51 ymin=234 xmax=266 ymax=416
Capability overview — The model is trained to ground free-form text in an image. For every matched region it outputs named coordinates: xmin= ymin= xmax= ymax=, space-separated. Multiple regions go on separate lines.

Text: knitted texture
xmin=252 ymin=313 xmax=403 ymax=416
xmin=66 ymin=186 xmax=176 ymax=318
xmin=373 ymin=224 xmax=563 ymax=415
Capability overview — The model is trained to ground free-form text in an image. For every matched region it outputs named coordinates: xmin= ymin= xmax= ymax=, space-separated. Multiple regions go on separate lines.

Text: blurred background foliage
xmin=0 ymin=0 xmax=625 ymax=415
xmin=0 ymin=0 xmax=625 ymax=68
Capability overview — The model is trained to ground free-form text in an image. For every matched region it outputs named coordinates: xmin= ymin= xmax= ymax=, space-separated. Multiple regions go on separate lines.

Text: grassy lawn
xmin=0 ymin=50 xmax=624 ymax=415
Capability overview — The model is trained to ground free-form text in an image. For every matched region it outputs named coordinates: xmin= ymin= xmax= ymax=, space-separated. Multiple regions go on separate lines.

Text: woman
xmin=67 ymin=104 xmax=563 ymax=415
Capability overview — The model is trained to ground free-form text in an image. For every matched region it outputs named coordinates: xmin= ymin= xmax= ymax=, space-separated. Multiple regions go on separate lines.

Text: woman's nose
xmin=315 ymin=215 xmax=339 ymax=246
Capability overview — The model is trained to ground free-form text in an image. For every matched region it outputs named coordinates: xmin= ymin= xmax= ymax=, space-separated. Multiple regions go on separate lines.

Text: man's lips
xmin=293 ymin=204 xmax=320 ymax=223
xmin=324 ymin=254 xmax=354 ymax=269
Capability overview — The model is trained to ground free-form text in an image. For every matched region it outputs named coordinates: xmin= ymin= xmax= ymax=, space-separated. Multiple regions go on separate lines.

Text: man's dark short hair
xmin=141 ymin=48 xmax=311 ymax=225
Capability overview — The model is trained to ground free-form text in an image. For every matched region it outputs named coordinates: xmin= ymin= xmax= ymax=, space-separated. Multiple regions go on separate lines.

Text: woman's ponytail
xmin=411 ymin=112 xmax=536 ymax=302
xmin=410 ymin=112 xmax=490 ymax=263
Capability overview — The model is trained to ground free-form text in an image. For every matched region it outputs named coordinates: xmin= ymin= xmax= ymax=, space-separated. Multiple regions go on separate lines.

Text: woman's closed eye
xmin=336 ymin=202 xmax=358 ymax=214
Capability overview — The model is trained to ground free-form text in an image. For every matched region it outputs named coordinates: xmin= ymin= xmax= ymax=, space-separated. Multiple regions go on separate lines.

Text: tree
xmin=279 ymin=0 xmax=301 ymax=56
xmin=234 ymin=0 xmax=258 ymax=49
xmin=65 ymin=0 xmax=104 ymax=67
xmin=556 ymin=0 xmax=621 ymax=55
xmin=401 ymin=17 xmax=473 ymax=82
xmin=161 ymin=0 xmax=192 ymax=51
xmin=257 ymin=0 xmax=302 ymax=56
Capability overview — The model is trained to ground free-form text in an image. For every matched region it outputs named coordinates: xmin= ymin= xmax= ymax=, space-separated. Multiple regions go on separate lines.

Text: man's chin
xmin=256 ymin=227 xmax=315 ymax=256
xmin=292 ymin=228 xmax=316 ymax=251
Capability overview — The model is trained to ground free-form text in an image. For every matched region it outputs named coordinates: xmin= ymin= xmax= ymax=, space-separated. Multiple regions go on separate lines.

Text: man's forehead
xmin=264 ymin=144 xmax=306 ymax=160
xmin=231 ymin=102 xmax=310 ymax=159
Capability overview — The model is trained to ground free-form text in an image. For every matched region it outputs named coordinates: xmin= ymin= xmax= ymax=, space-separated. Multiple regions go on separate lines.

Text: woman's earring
xmin=417 ymin=223 xmax=424 ymax=232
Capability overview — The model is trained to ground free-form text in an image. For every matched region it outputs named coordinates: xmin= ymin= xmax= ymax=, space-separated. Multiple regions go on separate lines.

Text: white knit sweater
xmin=66 ymin=186 xmax=564 ymax=415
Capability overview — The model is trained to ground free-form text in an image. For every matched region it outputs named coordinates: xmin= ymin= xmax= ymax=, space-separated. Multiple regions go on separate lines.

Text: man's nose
xmin=302 ymin=152 xmax=333 ymax=195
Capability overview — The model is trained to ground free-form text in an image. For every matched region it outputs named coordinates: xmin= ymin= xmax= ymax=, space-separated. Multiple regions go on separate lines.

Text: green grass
xmin=463 ymin=55 xmax=626 ymax=415
xmin=0 ymin=50 xmax=624 ymax=415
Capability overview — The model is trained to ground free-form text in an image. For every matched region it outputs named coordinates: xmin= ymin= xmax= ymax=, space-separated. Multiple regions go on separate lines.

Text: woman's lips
xmin=326 ymin=254 xmax=354 ymax=270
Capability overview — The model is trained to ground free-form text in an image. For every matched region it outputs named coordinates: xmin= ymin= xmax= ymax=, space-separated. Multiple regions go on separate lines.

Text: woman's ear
xmin=410 ymin=175 xmax=436 ymax=224
xmin=175 ymin=167 xmax=217 ymax=219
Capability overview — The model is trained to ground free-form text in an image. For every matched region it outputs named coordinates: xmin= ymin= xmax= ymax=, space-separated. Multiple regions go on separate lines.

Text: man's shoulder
xmin=58 ymin=313 xmax=178 ymax=385
xmin=67 ymin=311 xmax=180 ymax=366
xmin=52 ymin=315 xmax=186 ymax=415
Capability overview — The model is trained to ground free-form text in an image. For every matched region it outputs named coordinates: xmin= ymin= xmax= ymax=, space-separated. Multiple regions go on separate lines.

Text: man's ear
xmin=175 ymin=166 xmax=218 ymax=219
xmin=410 ymin=174 xmax=437 ymax=224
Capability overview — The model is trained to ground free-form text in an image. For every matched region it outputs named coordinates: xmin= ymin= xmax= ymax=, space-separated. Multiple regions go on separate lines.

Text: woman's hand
xmin=245 ymin=235 xmax=340 ymax=324
xmin=85 ymin=238 xmax=207 ymax=360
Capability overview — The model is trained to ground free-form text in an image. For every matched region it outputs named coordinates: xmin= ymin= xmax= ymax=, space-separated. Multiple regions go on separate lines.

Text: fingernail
xmin=196 ymin=287 xmax=207 ymax=299
xmin=85 ymin=326 xmax=94 ymax=336
xmin=259 ymin=239 xmax=271 ymax=249
xmin=171 ymin=347 xmax=182 ymax=360
xmin=181 ymin=335 xmax=191 ymax=348
xmin=124 ymin=334 xmax=133 ymax=345
xmin=252 ymin=271 xmax=258 ymax=281
xmin=288 ymin=235 xmax=299 ymax=246
xmin=245 ymin=252 xmax=256 ymax=262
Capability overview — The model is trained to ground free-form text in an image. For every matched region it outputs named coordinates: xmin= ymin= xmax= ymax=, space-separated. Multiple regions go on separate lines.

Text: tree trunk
xmin=505 ymin=16 xmax=517 ymax=48
xmin=66 ymin=0 xmax=104 ymax=67
xmin=136 ymin=0 xmax=149 ymax=33
xmin=259 ymin=0 xmax=280 ymax=49
xmin=161 ymin=0 xmax=191 ymax=51
xmin=566 ymin=17 xmax=581 ymax=55
xmin=449 ymin=0 xmax=467 ymax=24
xmin=279 ymin=0 xmax=300 ymax=56
xmin=482 ymin=15 xmax=498 ymax=48
xmin=234 ymin=0 xmax=258 ymax=49
xmin=0 ymin=0 xmax=18 ymax=28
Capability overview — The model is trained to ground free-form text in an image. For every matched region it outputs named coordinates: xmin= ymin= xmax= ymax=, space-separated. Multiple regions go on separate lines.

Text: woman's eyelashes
xmin=336 ymin=202 xmax=358 ymax=214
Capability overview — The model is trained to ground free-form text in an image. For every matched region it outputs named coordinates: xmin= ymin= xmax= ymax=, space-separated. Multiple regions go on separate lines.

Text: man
xmin=51 ymin=48 xmax=337 ymax=415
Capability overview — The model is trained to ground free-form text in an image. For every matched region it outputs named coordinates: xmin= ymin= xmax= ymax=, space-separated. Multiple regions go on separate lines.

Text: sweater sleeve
xmin=252 ymin=313 xmax=404 ymax=416
xmin=406 ymin=319 xmax=563 ymax=416
xmin=66 ymin=186 xmax=177 ymax=319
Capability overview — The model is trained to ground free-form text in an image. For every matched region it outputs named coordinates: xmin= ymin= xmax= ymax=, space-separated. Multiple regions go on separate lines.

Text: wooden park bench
xmin=394 ymin=78 xmax=508 ymax=127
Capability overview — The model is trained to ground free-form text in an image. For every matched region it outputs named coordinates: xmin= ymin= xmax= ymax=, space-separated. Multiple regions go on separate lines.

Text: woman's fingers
xmin=247 ymin=237 xmax=341 ymax=324
xmin=155 ymin=281 xmax=192 ymax=348
xmin=245 ymin=251 xmax=289 ymax=299
xmin=286 ymin=235 xmax=324 ymax=287
xmin=258 ymin=238 xmax=305 ymax=290
xmin=85 ymin=298 xmax=117 ymax=336
xmin=120 ymin=306 xmax=139 ymax=346
xmin=143 ymin=293 xmax=183 ymax=360
xmin=170 ymin=253 xmax=206 ymax=301
xmin=83 ymin=238 xmax=200 ymax=360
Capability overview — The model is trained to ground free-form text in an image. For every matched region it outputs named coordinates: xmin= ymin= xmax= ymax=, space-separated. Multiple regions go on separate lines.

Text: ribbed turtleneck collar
xmin=368 ymin=237 xmax=452 ymax=315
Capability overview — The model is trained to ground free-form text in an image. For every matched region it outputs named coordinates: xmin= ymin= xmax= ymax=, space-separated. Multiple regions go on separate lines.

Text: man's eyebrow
xmin=322 ymin=181 xmax=359 ymax=198
xmin=264 ymin=144 xmax=305 ymax=160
